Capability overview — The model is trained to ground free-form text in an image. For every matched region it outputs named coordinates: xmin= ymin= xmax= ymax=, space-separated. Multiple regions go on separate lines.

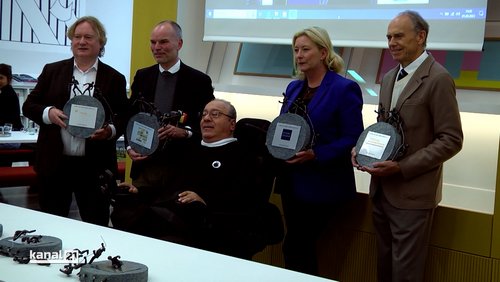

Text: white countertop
xmin=0 ymin=132 xmax=124 ymax=144
xmin=0 ymin=131 xmax=38 ymax=144
xmin=0 ymin=203 xmax=334 ymax=282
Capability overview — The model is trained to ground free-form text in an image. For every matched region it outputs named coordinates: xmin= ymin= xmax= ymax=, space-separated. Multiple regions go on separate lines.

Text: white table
xmin=0 ymin=132 xmax=124 ymax=144
xmin=0 ymin=203 xmax=334 ymax=282
xmin=0 ymin=131 xmax=38 ymax=144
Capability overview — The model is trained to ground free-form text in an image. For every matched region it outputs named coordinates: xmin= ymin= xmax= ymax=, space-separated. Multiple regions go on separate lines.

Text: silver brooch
xmin=212 ymin=160 xmax=221 ymax=169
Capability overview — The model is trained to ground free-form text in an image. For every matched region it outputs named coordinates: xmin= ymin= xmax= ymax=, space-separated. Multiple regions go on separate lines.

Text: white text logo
xmin=29 ymin=250 xmax=80 ymax=264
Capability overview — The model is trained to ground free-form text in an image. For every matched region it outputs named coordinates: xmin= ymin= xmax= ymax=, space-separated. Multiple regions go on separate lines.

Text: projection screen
xmin=204 ymin=0 xmax=488 ymax=51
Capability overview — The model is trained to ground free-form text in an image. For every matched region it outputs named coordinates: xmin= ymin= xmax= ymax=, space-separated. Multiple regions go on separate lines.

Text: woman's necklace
xmin=304 ymin=85 xmax=318 ymax=101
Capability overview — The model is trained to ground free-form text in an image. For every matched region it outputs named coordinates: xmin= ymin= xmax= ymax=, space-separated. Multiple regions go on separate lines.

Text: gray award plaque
xmin=0 ymin=235 xmax=62 ymax=258
xmin=79 ymin=260 xmax=148 ymax=282
xmin=63 ymin=95 xmax=106 ymax=138
xmin=355 ymin=122 xmax=402 ymax=167
xmin=266 ymin=113 xmax=312 ymax=160
xmin=126 ymin=112 xmax=160 ymax=156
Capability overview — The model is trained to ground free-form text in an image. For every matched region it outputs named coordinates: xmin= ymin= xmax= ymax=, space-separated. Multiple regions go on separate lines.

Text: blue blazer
xmin=278 ymin=71 xmax=364 ymax=204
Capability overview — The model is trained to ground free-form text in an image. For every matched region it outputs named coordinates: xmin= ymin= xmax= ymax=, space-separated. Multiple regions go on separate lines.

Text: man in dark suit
xmin=126 ymin=20 xmax=214 ymax=193
xmin=22 ymin=16 xmax=129 ymax=226
xmin=352 ymin=10 xmax=463 ymax=281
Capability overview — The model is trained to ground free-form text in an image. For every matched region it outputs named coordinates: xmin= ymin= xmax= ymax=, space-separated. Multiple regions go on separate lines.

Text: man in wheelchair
xmin=111 ymin=99 xmax=283 ymax=259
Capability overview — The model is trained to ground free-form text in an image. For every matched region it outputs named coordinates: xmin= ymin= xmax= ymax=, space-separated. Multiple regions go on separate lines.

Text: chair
xmin=234 ymin=118 xmax=276 ymax=202
xmin=233 ymin=118 xmax=284 ymax=247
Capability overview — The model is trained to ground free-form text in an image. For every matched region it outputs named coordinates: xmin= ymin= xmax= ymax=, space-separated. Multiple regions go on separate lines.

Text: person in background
xmin=22 ymin=16 xmax=129 ymax=226
xmin=0 ymin=63 xmax=23 ymax=167
xmin=352 ymin=10 xmax=463 ymax=281
xmin=126 ymin=19 xmax=214 ymax=199
xmin=275 ymin=26 xmax=364 ymax=276
xmin=0 ymin=63 xmax=23 ymax=149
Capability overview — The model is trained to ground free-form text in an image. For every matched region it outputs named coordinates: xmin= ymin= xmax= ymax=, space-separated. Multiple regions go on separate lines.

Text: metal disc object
xmin=63 ymin=95 xmax=106 ymax=138
xmin=266 ymin=113 xmax=312 ymax=160
xmin=355 ymin=122 xmax=402 ymax=168
xmin=79 ymin=260 xmax=148 ymax=282
xmin=126 ymin=112 xmax=160 ymax=156
xmin=0 ymin=235 xmax=62 ymax=258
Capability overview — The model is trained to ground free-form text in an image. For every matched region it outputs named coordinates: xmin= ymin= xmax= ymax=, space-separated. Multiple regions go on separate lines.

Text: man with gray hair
xmin=352 ymin=10 xmax=463 ymax=281
xmin=126 ymin=20 xmax=214 ymax=198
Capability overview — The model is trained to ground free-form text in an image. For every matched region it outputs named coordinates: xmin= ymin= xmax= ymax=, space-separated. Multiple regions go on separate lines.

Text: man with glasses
xmin=114 ymin=99 xmax=263 ymax=259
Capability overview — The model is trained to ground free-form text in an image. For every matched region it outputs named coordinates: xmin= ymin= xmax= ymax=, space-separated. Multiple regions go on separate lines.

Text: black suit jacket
xmin=129 ymin=62 xmax=214 ymax=134
xmin=128 ymin=62 xmax=214 ymax=177
xmin=22 ymin=58 xmax=129 ymax=176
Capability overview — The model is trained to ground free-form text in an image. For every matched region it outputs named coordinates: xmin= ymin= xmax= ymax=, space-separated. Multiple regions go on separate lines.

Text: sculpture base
xmin=79 ymin=260 xmax=148 ymax=282
xmin=0 ymin=235 xmax=62 ymax=258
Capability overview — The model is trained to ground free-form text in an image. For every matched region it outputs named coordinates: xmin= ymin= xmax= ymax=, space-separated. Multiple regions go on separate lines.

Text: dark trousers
xmin=372 ymin=189 xmax=435 ymax=282
xmin=38 ymin=156 xmax=110 ymax=226
xmin=281 ymin=191 xmax=336 ymax=276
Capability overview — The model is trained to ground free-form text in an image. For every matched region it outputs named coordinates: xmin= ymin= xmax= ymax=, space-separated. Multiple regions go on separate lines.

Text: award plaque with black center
xmin=266 ymin=113 xmax=312 ymax=160
xmin=126 ymin=112 xmax=160 ymax=156
xmin=355 ymin=122 xmax=402 ymax=168
xmin=63 ymin=95 xmax=106 ymax=138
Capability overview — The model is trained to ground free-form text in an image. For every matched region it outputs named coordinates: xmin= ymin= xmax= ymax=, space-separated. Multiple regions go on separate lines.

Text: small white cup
xmin=27 ymin=121 xmax=36 ymax=135
xmin=4 ymin=123 xmax=12 ymax=133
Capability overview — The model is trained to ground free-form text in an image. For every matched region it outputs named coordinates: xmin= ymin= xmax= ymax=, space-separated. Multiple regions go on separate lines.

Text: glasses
xmin=202 ymin=110 xmax=235 ymax=119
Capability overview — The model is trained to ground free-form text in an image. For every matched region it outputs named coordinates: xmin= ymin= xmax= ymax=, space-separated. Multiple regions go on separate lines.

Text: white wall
xmin=0 ymin=0 xmax=132 ymax=87
xmin=178 ymin=1 xmax=500 ymax=214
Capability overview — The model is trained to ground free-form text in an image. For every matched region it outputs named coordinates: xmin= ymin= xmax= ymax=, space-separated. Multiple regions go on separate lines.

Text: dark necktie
xmin=162 ymin=71 xmax=173 ymax=78
xmin=154 ymin=71 xmax=177 ymax=114
xmin=397 ymin=68 xmax=408 ymax=81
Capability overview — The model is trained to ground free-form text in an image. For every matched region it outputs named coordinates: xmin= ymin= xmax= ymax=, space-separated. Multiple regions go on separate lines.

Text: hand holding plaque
xmin=126 ymin=112 xmax=161 ymax=156
xmin=126 ymin=96 xmax=187 ymax=156
xmin=354 ymin=122 xmax=402 ymax=168
xmin=266 ymin=113 xmax=312 ymax=160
